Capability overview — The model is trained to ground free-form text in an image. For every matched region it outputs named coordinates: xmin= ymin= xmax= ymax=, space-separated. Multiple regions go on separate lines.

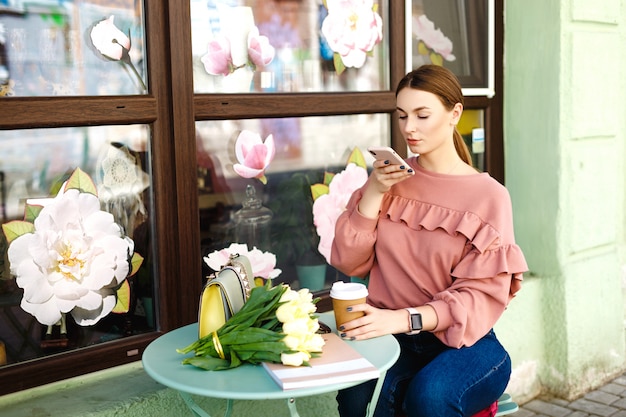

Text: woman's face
xmin=396 ymin=88 xmax=461 ymax=156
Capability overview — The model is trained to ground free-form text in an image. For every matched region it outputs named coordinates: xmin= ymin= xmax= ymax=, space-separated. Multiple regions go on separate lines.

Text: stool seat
xmin=394 ymin=393 xmax=518 ymax=417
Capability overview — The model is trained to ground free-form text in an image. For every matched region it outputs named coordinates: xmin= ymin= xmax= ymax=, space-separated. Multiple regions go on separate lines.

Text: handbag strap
xmin=226 ymin=253 xmax=255 ymax=298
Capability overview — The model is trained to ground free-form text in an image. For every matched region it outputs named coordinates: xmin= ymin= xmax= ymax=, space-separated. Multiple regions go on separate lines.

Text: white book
xmin=262 ymin=332 xmax=380 ymax=390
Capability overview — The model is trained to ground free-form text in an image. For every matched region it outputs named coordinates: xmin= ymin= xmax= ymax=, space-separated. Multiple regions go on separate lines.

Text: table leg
xmin=179 ymin=391 xmax=211 ymax=417
xmin=286 ymin=397 xmax=302 ymax=417
xmin=366 ymin=371 xmax=387 ymax=417
xmin=179 ymin=392 xmax=296 ymax=417
xmin=179 ymin=392 xmax=234 ymax=417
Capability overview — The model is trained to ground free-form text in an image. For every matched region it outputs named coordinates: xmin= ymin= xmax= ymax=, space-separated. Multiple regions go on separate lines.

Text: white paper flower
xmin=7 ymin=188 xmax=134 ymax=326
xmin=204 ymin=242 xmax=282 ymax=280
xmin=321 ymin=0 xmax=383 ymax=71
xmin=89 ymin=15 xmax=131 ymax=61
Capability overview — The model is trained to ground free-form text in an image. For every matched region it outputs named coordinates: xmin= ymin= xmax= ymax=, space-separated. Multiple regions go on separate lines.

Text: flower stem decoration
xmin=1 ymin=168 xmax=143 ymax=326
xmin=311 ymin=148 xmax=369 ymax=263
xmin=89 ymin=15 xmax=147 ymax=93
xmin=177 ymin=281 xmax=325 ymax=370
xmin=412 ymin=14 xmax=456 ymax=66
xmin=321 ymin=0 xmax=383 ymax=75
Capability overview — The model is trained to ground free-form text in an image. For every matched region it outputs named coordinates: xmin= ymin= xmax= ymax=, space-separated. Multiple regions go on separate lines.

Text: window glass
xmin=0 ymin=1 xmax=146 ymax=97
xmin=407 ymin=0 xmax=492 ymax=95
xmin=196 ymin=114 xmax=389 ymax=291
xmin=190 ymin=0 xmax=389 ymax=93
xmin=458 ymin=109 xmax=485 ymax=170
xmin=0 ymin=125 xmax=154 ymax=367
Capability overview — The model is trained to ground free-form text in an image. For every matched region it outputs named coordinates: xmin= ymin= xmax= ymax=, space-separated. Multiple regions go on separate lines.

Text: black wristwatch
xmin=405 ymin=307 xmax=423 ymax=335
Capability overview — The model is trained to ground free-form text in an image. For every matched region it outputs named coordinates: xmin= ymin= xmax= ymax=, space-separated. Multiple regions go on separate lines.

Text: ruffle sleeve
xmin=452 ymin=244 xmax=527 ymax=297
xmin=381 ymin=194 xmax=528 ymax=297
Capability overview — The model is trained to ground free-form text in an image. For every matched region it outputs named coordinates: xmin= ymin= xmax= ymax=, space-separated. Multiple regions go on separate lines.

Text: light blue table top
xmin=142 ymin=311 xmax=400 ymax=400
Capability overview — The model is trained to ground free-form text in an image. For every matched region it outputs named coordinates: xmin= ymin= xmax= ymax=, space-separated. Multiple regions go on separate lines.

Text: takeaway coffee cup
xmin=330 ymin=281 xmax=369 ymax=331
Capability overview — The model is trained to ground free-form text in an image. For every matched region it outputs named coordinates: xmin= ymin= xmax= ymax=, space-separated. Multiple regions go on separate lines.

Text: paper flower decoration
xmin=204 ymin=243 xmax=282 ymax=281
xmin=412 ymin=14 xmax=456 ymax=66
xmin=201 ymin=7 xmax=275 ymax=76
xmin=321 ymin=0 xmax=383 ymax=75
xmin=311 ymin=148 xmax=368 ymax=263
xmin=232 ymin=129 xmax=276 ymax=185
xmin=178 ymin=281 xmax=324 ymax=370
xmin=1 ymin=168 xmax=143 ymax=327
xmin=89 ymin=15 xmax=147 ymax=92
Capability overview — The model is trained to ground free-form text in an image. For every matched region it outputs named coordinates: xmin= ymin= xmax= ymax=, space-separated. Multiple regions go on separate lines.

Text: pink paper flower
xmin=232 ymin=130 xmax=276 ymax=184
xmin=247 ymin=27 xmax=275 ymax=68
xmin=204 ymin=243 xmax=282 ymax=280
xmin=201 ymin=36 xmax=233 ymax=76
xmin=412 ymin=14 xmax=456 ymax=62
xmin=321 ymin=0 xmax=383 ymax=69
xmin=312 ymin=163 xmax=368 ymax=263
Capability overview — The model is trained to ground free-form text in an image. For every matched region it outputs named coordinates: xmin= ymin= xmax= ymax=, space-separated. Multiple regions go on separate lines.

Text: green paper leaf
xmin=430 ymin=52 xmax=443 ymax=66
xmin=333 ymin=53 xmax=345 ymax=75
xmin=323 ymin=171 xmax=335 ymax=186
xmin=417 ymin=41 xmax=429 ymax=56
xmin=310 ymin=183 xmax=329 ymax=201
xmin=112 ymin=280 xmax=131 ymax=314
xmin=347 ymin=147 xmax=367 ymax=169
xmin=129 ymin=253 xmax=144 ymax=277
xmin=2 ymin=221 xmax=35 ymax=244
xmin=24 ymin=204 xmax=43 ymax=223
xmin=65 ymin=167 xmax=97 ymax=196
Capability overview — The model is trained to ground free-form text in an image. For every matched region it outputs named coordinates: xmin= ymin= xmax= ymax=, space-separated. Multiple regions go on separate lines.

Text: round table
xmin=142 ymin=311 xmax=400 ymax=417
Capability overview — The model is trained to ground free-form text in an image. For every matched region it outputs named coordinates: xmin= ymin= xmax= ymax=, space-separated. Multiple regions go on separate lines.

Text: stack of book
xmin=262 ymin=332 xmax=380 ymax=390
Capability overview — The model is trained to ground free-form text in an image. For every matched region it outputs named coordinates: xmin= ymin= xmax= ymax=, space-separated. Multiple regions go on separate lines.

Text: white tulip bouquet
xmin=177 ymin=281 xmax=325 ymax=370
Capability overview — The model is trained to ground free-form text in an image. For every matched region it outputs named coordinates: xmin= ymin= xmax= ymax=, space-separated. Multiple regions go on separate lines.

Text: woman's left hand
xmin=337 ymin=304 xmax=409 ymax=340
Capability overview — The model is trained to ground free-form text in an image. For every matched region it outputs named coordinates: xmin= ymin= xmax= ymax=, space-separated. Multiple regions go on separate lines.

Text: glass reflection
xmin=0 ymin=1 xmax=146 ymax=96
xmin=191 ymin=0 xmax=389 ymax=93
xmin=196 ymin=114 xmax=389 ymax=292
xmin=0 ymin=125 xmax=154 ymax=367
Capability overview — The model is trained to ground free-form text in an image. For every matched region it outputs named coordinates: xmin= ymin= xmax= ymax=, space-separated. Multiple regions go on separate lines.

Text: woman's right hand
xmin=358 ymin=160 xmax=413 ymax=218
xmin=370 ymin=159 xmax=414 ymax=193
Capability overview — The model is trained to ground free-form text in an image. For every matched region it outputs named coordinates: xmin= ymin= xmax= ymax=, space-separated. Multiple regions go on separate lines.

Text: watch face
xmin=410 ymin=313 xmax=423 ymax=331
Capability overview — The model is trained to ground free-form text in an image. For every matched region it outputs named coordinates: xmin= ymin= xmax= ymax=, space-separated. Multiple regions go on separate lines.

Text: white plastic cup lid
xmin=330 ymin=281 xmax=368 ymax=300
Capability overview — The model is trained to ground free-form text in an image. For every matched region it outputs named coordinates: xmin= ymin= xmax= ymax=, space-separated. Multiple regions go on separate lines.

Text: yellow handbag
xmin=198 ymin=253 xmax=255 ymax=338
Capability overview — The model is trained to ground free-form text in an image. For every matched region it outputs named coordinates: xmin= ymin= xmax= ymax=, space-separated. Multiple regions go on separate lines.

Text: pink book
xmin=262 ymin=332 xmax=380 ymax=390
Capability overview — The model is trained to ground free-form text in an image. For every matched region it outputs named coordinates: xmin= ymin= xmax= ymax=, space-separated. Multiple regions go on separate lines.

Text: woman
xmin=331 ymin=65 xmax=528 ymax=417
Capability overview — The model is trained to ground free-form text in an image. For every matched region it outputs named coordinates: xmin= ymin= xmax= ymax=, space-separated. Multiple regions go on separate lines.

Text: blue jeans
xmin=336 ymin=330 xmax=511 ymax=417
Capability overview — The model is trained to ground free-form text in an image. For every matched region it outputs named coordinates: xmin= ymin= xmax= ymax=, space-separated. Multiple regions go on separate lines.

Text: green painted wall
xmin=499 ymin=0 xmax=626 ymax=401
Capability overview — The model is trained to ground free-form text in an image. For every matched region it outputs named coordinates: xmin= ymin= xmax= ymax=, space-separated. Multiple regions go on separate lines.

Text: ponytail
xmin=453 ymin=129 xmax=472 ymax=167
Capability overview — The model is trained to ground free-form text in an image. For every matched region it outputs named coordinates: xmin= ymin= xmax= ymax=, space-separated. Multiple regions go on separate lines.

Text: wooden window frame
xmin=0 ymin=0 xmax=503 ymax=395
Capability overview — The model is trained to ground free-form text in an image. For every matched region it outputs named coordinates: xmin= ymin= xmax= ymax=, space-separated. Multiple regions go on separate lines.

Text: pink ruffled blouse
xmin=330 ymin=157 xmax=528 ymax=348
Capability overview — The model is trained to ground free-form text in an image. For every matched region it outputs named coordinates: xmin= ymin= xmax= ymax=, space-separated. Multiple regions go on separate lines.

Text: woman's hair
xmin=396 ymin=65 xmax=472 ymax=166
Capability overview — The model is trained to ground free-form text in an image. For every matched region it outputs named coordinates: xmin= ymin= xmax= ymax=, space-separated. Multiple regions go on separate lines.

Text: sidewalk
xmin=515 ymin=372 xmax=626 ymax=417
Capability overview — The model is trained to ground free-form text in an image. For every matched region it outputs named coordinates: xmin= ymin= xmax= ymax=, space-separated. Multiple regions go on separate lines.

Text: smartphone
xmin=367 ymin=146 xmax=413 ymax=173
